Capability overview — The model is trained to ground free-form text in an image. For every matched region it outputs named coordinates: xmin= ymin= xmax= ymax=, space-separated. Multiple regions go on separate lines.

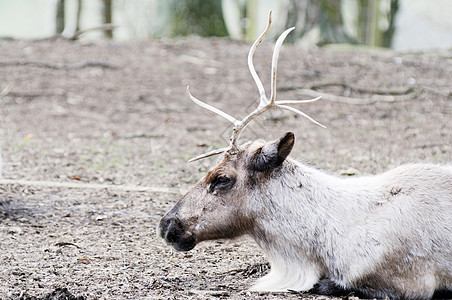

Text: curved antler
xmin=270 ymin=26 xmax=295 ymax=104
xmin=187 ymin=11 xmax=325 ymax=162
xmin=186 ymin=86 xmax=239 ymax=126
xmin=248 ymin=11 xmax=273 ymax=104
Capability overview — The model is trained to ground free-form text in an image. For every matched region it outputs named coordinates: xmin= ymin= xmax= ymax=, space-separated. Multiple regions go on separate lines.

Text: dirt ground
xmin=0 ymin=36 xmax=451 ymax=299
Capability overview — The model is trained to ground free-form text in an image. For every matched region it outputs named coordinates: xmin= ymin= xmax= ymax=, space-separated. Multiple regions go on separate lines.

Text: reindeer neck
xmin=249 ymin=158 xmax=380 ymax=260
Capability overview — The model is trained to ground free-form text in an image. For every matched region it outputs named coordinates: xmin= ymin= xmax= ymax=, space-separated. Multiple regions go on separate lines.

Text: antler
xmin=187 ymin=11 xmax=325 ymax=162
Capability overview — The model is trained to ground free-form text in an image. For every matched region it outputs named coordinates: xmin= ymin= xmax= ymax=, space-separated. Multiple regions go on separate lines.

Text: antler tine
xmin=275 ymin=96 xmax=322 ymax=105
xmin=248 ymin=11 xmax=272 ymax=104
xmin=185 ymin=86 xmax=237 ymax=162
xmin=269 ymin=29 xmax=325 ymax=128
xmin=269 ymin=26 xmax=295 ymax=104
xmin=188 ymin=146 xmax=231 ymax=163
xmin=186 ymin=11 xmax=326 ymax=162
xmin=277 ymin=104 xmax=326 ymax=128
xmin=225 ymin=19 xmax=304 ymax=147
xmin=186 ymin=86 xmax=240 ymax=125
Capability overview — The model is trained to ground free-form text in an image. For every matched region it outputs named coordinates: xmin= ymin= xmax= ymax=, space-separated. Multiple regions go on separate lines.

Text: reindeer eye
xmin=216 ymin=175 xmax=230 ymax=185
xmin=209 ymin=174 xmax=234 ymax=193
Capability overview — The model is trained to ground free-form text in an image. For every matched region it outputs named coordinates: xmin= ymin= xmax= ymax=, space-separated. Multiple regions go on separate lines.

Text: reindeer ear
xmin=249 ymin=132 xmax=295 ymax=172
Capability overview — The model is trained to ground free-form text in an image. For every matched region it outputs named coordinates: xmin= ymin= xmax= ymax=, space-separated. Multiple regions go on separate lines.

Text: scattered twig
xmin=415 ymin=143 xmax=450 ymax=149
xmin=55 ymin=242 xmax=81 ymax=249
xmin=0 ymin=179 xmax=180 ymax=194
xmin=78 ymin=257 xmax=94 ymax=263
xmin=124 ymin=133 xmax=165 ymax=139
xmin=152 ymin=277 xmax=186 ymax=291
xmin=0 ymin=60 xmax=117 ymax=70
xmin=5 ymin=91 xmax=64 ymax=99
xmin=0 ymin=83 xmax=13 ymax=99
xmin=189 ymin=290 xmax=230 ymax=297
xmin=222 ymin=263 xmax=270 ymax=276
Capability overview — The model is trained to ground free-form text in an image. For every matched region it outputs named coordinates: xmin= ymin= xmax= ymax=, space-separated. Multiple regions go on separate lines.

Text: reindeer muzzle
xmin=158 ymin=215 xmax=196 ymax=252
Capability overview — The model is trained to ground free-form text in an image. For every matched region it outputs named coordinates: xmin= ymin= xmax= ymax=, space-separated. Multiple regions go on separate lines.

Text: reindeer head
xmin=158 ymin=12 xmax=324 ymax=251
xmin=159 ymin=132 xmax=296 ymax=251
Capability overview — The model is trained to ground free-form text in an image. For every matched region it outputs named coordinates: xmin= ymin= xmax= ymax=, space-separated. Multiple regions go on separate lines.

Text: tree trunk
xmin=358 ymin=0 xmax=399 ymax=47
xmin=357 ymin=0 xmax=378 ymax=45
xmin=75 ymin=0 xmax=82 ymax=32
xmin=284 ymin=0 xmax=356 ymax=45
xmin=382 ymin=0 xmax=399 ymax=47
xmin=245 ymin=0 xmax=257 ymax=42
xmin=103 ymin=0 xmax=113 ymax=38
xmin=168 ymin=0 xmax=228 ymax=37
xmin=56 ymin=0 xmax=65 ymax=34
xmin=319 ymin=0 xmax=355 ymax=44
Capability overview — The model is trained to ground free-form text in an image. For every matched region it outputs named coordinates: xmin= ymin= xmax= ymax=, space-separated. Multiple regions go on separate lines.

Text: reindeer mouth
xmin=158 ymin=216 xmax=197 ymax=252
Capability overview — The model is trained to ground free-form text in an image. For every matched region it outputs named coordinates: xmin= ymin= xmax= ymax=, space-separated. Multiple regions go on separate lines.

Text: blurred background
xmin=1 ymin=0 xmax=452 ymax=51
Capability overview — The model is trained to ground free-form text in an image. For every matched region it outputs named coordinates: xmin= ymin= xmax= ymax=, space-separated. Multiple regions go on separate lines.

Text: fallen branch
xmin=189 ymin=290 xmax=229 ymax=297
xmin=295 ymin=88 xmax=421 ymax=105
xmin=67 ymin=24 xmax=117 ymax=40
xmin=294 ymin=81 xmax=415 ymax=96
xmin=3 ymin=91 xmax=64 ymax=99
xmin=0 ymin=60 xmax=117 ymax=70
xmin=420 ymin=86 xmax=452 ymax=98
xmin=280 ymin=80 xmax=424 ymax=105
xmin=36 ymin=24 xmax=118 ymax=41
xmin=0 ymin=179 xmax=179 ymax=194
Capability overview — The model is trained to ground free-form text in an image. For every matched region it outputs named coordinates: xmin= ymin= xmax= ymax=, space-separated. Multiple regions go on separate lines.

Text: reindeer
xmin=158 ymin=12 xmax=452 ymax=300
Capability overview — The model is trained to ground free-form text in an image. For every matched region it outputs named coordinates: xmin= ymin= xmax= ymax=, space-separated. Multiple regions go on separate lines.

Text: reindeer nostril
xmin=158 ymin=216 xmax=171 ymax=238
xmin=158 ymin=216 xmax=197 ymax=251
xmin=160 ymin=217 xmax=184 ymax=242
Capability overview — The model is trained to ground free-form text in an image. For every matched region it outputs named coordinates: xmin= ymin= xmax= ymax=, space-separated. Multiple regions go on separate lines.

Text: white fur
xmin=161 ymin=135 xmax=452 ymax=299
xmin=250 ymin=245 xmax=322 ymax=291
xmin=247 ymin=160 xmax=452 ymax=296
